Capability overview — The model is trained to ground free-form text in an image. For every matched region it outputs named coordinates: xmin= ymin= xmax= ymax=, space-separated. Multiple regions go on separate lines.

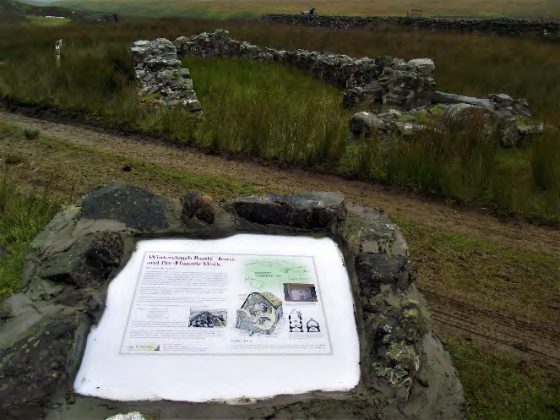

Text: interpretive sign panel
xmin=75 ymin=235 xmax=359 ymax=402
xmin=121 ymin=252 xmax=332 ymax=355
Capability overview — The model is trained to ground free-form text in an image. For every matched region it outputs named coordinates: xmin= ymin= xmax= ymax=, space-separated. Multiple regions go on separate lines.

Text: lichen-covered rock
xmin=38 ymin=232 xmax=124 ymax=288
xmin=229 ymin=192 xmax=345 ymax=229
xmin=350 ymin=100 xmax=543 ymax=147
xmin=81 ymin=183 xmax=169 ymax=231
xmin=356 ymin=253 xmax=414 ymax=294
xmin=0 ymin=312 xmax=85 ymax=418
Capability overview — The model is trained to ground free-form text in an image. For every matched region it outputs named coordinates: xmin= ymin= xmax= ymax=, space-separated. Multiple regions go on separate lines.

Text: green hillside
xmin=46 ymin=0 xmax=560 ymax=19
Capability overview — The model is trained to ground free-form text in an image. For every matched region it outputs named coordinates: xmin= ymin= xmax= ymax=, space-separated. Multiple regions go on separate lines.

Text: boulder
xmin=229 ymin=192 xmax=345 ymax=229
xmin=81 ymin=183 xmax=169 ymax=231
xmin=349 ymin=111 xmax=388 ymax=138
xmin=181 ymin=190 xmax=216 ymax=224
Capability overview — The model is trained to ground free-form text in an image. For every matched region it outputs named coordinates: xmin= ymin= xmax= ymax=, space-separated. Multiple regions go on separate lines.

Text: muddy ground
xmin=1 ymin=109 xmax=559 ymax=374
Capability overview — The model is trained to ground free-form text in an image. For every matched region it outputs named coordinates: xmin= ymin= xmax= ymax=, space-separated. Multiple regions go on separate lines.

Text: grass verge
xmin=447 ymin=336 xmax=560 ymax=420
xmin=397 ymin=216 xmax=560 ymax=322
xmin=0 ymin=173 xmax=58 ymax=298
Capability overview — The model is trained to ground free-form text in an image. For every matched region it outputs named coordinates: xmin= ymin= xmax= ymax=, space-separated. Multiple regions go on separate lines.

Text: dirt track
xmin=1 ymin=110 xmax=559 ymax=369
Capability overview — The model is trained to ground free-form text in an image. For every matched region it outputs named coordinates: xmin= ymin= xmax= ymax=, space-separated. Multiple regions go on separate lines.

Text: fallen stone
xmin=432 ymin=91 xmax=494 ymax=109
xmin=349 ymin=111 xmax=388 ymax=138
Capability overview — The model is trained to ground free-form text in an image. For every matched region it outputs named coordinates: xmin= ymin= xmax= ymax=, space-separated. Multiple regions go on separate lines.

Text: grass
xmin=397 ymin=217 xmax=560 ymax=322
xmin=50 ymin=0 xmax=560 ymax=19
xmin=0 ymin=20 xmax=558 ymax=223
xmin=0 ymin=173 xmax=58 ymax=298
xmin=188 ymin=57 xmax=347 ymax=164
xmin=447 ymin=336 xmax=560 ymax=420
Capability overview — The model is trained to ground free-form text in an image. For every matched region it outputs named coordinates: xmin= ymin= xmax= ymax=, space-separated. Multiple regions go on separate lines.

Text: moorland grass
xmin=447 ymin=336 xmax=560 ymax=420
xmin=0 ymin=173 xmax=58 ymax=298
xmin=56 ymin=0 xmax=560 ymax=19
xmin=0 ymin=20 xmax=558 ymax=222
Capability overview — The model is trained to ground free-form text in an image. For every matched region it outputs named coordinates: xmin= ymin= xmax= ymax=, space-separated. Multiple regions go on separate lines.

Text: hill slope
xmin=37 ymin=0 xmax=560 ymax=19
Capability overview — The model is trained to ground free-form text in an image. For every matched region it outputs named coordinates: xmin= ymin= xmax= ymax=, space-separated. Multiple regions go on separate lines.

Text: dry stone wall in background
xmin=262 ymin=14 xmax=560 ymax=36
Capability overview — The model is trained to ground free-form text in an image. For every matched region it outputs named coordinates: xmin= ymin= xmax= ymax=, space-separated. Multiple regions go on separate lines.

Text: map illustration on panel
xmin=244 ymin=259 xmax=310 ymax=289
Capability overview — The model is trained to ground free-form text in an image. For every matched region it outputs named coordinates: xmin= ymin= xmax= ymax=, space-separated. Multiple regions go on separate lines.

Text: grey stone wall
xmin=174 ymin=29 xmax=435 ymax=110
xmin=262 ymin=14 xmax=560 ymax=36
xmin=131 ymin=38 xmax=201 ymax=112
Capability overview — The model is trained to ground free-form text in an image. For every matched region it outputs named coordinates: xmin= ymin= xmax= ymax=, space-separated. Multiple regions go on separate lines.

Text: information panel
xmin=121 ymin=252 xmax=332 ymax=355
xmin=74 ymin=235 xmax=359 ymax=402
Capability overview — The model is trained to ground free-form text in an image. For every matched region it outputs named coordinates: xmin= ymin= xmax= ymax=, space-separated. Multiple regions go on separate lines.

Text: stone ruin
xmin=350 ymin=92 xmax=544 ymax=147
xmin=131 ymin=38 xmax=201 ymax=112
xmin=174 ymin=29 xmax=435 ymax=110
xmin=133 ymin=29 xmax=542 ymax=148
xmin=0 ymin=183 xmax=464 ymax=418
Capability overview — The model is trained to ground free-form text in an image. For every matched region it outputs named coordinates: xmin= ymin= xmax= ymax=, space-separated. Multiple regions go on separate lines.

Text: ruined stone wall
xmin=174 ymin=29 xmax=435 ymax=110
xmin=262 ymin=14 xmax=560 ymax=36
xmin=131 ymin=38 xmax=201 ymax=112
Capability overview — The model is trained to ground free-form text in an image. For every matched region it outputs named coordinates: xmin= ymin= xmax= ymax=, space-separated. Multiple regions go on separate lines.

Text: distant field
xmin=42 ymin=0 xmax=560 ymax=19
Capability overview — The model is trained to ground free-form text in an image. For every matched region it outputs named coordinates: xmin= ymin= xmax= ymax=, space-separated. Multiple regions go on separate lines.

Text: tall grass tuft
xmin=532 ymin=130 xmax=560 ymax=193
xmin=385 ymin=113 xmax=499 ymax=201
xmin=190 ymin=57 xmax=348 ymax=165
